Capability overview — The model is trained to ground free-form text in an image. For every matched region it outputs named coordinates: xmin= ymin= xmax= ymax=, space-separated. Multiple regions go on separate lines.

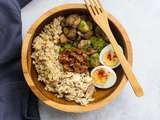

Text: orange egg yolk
xmin=104 ymin=51 xmax=118 ymax=66
xmin=92 ymin=69 xmax=109 ymax=84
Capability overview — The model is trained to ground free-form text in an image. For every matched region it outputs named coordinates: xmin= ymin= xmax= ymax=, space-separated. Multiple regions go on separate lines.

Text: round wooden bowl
xmin=22 ymin=4 xmax=133 ymax=112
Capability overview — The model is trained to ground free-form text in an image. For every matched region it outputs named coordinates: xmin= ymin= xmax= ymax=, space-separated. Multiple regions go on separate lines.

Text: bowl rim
xmin=22 ymin=3 xmax=133 ymax=113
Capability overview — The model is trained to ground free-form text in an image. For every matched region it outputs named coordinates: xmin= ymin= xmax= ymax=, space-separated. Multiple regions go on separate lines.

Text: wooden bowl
xmin=22 ymin=4 xmax=133 ymax=112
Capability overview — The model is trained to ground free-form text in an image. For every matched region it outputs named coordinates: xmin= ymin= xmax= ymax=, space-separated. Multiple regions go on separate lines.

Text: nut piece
xmin=65 ymin=14 xmax=81 ymax=28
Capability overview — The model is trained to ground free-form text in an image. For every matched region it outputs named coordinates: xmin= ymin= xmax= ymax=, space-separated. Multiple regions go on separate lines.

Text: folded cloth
xmin=0 ymin=0 xmax=40 ymax=120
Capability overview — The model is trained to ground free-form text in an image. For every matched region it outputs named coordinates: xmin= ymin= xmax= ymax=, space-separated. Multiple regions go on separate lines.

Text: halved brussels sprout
xmin=78 ymin=20 xmax=90 ymax=33
xmin=90 ymin=36 xmax=106 ymax=52
xmin=89 ymin=53 xmax=100 ymax=67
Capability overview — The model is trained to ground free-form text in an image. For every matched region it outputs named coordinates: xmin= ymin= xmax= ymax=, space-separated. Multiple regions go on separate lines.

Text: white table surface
xmin=21 ymin=0 xmax=160 ymax=120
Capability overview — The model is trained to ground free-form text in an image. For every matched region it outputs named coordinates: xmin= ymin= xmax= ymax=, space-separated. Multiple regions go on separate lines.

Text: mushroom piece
xmin=83 ymin=31 xmax=93 ymax=39
xmin=77 ymin=35 xmax=82 ymax=41
xmin=65 ymin=14 xmax=81 ymax=28
xmin=86 ymin=84 xmax=95 ymax=98
xmin=86 ymin=48 xmax=97 ymax=56
xmin=78 ymin=40 xmax=87 ymax=49
xmin=50 ymin=80 xmax=59 ymax=87
xmin=59 ymin=34 xmax=69 ymax=44
xmin=61 ymin=18 xmax=66 ymax=27
xmin=77 ymin=31 xmax=93 ymax=39
xmin=77 ymin=31 xmax=84 ymax=37
xmin=63 ymin=27 xmax=77 ymax=40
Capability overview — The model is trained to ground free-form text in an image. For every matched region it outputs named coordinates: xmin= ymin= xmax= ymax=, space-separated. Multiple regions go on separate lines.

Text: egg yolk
xmin=92 ymin=69 xmax=109 ymax=84
xmin=103 ymin=51 xmax=118 ymax=66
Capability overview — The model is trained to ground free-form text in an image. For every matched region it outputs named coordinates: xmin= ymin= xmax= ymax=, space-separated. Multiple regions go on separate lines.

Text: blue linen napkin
xmin=0 ymin=0 xmax=40 ymax=119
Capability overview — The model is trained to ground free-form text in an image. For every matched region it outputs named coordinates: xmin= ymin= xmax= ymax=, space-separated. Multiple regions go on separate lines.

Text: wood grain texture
xmin=21 ymin=4 xmax=133 ymax=112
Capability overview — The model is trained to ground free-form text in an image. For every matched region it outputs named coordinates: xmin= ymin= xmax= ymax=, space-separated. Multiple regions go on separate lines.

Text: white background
xmin=22 ymin=0 xmax=160 ymax=120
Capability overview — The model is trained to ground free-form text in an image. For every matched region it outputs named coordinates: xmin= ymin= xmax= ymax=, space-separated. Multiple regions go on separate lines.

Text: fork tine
xmin=84 ymin=0 xmax=95 ymax=15
xmin=96 ymin=0 xmax=104 ymax=12
xmin=88 ymin=0 xmax=98 ymax=15
xmin=92 ymin=0 xmax=101 ymax=14
xmin=84 ymin=0 xmax=96 ymax=16
xmin=84 ymin=0 xmax=96 ymax=15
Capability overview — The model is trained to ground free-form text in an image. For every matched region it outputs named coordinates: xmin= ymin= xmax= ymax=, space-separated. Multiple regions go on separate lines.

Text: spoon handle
xmin=103 ymin=25 xmax=144 ymax=97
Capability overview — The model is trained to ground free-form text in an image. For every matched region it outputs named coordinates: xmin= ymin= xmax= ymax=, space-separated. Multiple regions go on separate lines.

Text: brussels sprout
xmin=89 ymin=53 xmax=100 ymax=67
xmin=60 ymin=47 xmax=65 ymax=52
xmin=60 ymin=43 xmax=72 ymax=52
xmin=64 ymin=43 xmax=73 ymax=49
xmin=80 ymin=15 xmax=88 ymax=21
xmin=95 ymin=26 xmax=109 ymax=42
xmin=86 ymin=21 xmax=93 ymax=30
xmin=78 ymin=20 xmax=90 ymax=33
xmin=95 ymin=26 xmax=102 ymax=37
xmin=78 ymin=40 xmax=91 ymax=51
xmin=83 ymin=40 xmax=91 ymax=51
xmin=90 ymin=36 xmax=106 ymax=52
xmin=73 ymin=41 xmax=79 ymax=47
xmin=83 ymin=31 xmax=93 ymax=39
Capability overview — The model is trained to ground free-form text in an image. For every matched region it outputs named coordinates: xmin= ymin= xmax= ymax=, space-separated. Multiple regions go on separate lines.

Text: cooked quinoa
xmin=31 ymin=16 xmax=95 ymax=105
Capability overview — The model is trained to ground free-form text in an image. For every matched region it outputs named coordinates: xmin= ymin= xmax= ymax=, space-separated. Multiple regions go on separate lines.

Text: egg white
xmin=91 ymin=66 xmax=117 ymax=89
xmin=99 ymin=44 xmax=123 ymax=69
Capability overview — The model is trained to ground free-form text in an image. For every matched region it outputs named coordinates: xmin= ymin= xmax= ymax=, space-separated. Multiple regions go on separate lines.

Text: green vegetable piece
xmin=83 ymin=40 xmax=91 ymax=51
xmin=90 ymin=36 xmax=106 ymax=52
xmin=78 ymin=40 xmax=91 ymax=51
xmin=64 ymin=43 xmax=73 ymax=49
xmin=78 ymin=20 xmax=90 ymax=33
xmin=86 ymin=21 xmax=93 ymax=30
xmin=95 ymin=26 xmax=101 ymax=36
xmin=89 ymin=53 xmax=100 ymax=67
xmin=80 ymin=15 xmax=88 ymax=20
xmin=95 ymin=26 xmax=108 ymax=39
xmin=73 ymin=41 xmax=79 ymax=47
xmin=60 ymin=47 xmax=64 ymax=52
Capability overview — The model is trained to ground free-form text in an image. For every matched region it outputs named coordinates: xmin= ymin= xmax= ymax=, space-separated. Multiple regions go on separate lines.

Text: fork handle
xmin=103 ymin=25 xmax=144 ymax=97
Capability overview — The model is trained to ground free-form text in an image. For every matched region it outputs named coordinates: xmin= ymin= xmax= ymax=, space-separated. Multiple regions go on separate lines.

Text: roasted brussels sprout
xmin=78 ymin=40 xmax=91 ymax=51
xmin=95 ymin=26 xmax=102 ymax=37
xmin=80 ymin=15 xmax=88 ymax=21
xmin=64 ymin=43 xmax=73 ymax=49
xmin=60 ymin=47 xmax=65 ymax=52
xmin=86 ymin=21 xmax=93 ymax=30
xmin=78 ymin=20 xmax=90 ymax=33
xmin=89 ymin=53 xmax=100 ymax=67
xmin=60 ymin=43 xmax=73 ymax=52
xmin=90 ymin=36 xmax=106 ymax=52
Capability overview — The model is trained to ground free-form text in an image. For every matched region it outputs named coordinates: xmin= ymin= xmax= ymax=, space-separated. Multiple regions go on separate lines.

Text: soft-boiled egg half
xmin=100 ymin=44 xmax=123 ymax=69
xmin=91 ymin=66 xmax=117 ymax=89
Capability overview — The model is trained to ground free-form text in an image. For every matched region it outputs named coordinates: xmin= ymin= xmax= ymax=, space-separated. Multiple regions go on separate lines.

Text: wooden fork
xmin=84 ymin=0 xmax=144 ymax=97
